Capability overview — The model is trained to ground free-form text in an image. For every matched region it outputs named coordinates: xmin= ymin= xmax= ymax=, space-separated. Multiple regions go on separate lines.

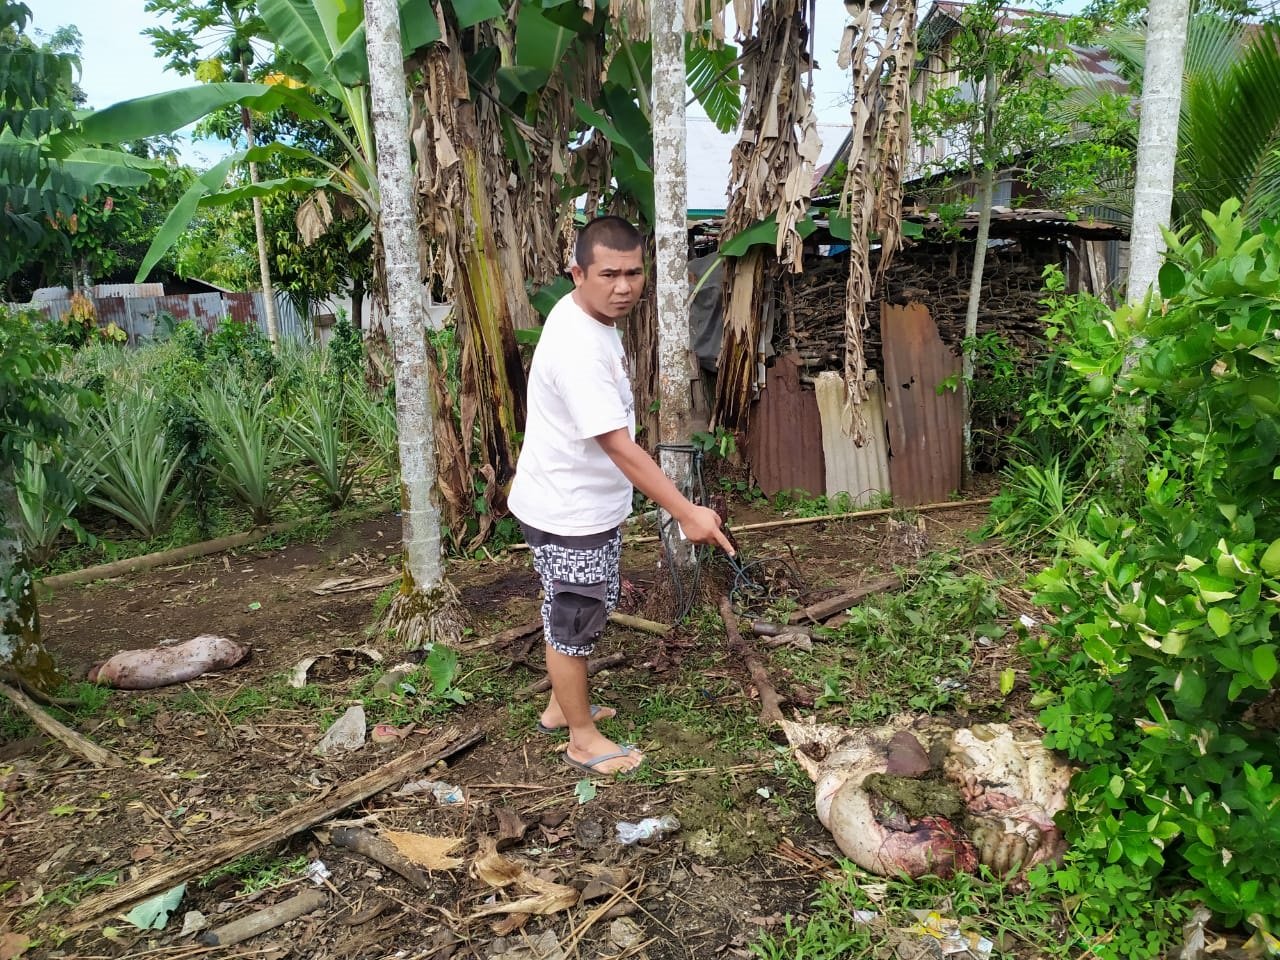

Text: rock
xmin=314 ymin=706 xmax=366 ymax=755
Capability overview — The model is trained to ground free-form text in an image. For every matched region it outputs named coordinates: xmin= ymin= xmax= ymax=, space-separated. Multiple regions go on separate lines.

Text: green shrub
xmin=1005 ymin=201 xmax=1280 ymax=954
xmin=87 ymin=387 xmax=187 ymax=539
xmin=194 ymin=379 xmax=297 ymax=526
xmin=285 ymin=382 xmax=357 ymax=510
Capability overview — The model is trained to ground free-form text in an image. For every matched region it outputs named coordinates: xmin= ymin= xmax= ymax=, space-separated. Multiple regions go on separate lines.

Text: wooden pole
xmin=719 ymin=597 xmax=784 ymax=724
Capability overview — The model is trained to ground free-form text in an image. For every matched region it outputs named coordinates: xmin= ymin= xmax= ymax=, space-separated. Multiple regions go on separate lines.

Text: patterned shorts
xmin=523 ymin=524 xmax=622 ymax=658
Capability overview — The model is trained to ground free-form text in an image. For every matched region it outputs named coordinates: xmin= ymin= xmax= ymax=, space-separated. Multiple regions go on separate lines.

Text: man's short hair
xmin=575 ymin=216 xmax=643 ymax=269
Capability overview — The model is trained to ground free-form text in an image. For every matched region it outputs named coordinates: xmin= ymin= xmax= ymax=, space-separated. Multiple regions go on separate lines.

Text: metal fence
xmin=9 ymin=292 xmax=308 ymax=345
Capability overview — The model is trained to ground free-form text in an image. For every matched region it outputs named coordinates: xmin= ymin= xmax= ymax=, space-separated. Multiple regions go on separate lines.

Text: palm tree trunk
xmin=651 ymin=0 xmax=695 ymax=566
xmin=1127 ymin=0 xmax=1190 ymax=302
xmin=364 ymin=0 xmax=460 ymax=645
xmin=238 ymin=56 xmax=280 ymax=346
xmin=961 ymin=63 xmax=997 ymax=486
xmin=0 ymin=474 xmax=59 ymax=688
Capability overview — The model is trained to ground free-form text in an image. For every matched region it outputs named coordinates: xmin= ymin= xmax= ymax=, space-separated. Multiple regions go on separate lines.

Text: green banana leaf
xmin=719 ymin=215 xmax=817 ymax=257
xmin=201 ymin=175 xmax=333 ymax=205
xmin=135 ymin=154 xmax=239 ymax=282
xmin=78 ymin=83 xmax=269 ymax=144
xmin=329 ymin=0 xmax=442 ymax=88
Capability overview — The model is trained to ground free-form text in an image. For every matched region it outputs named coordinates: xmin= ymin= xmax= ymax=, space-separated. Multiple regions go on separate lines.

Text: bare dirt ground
xmin=0 ymin=501 xmax=1014 ymax=960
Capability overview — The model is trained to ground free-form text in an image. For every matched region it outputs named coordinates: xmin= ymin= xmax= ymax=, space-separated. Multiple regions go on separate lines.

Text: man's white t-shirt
xmin=508 ymin=293 xmax=636 ymax=536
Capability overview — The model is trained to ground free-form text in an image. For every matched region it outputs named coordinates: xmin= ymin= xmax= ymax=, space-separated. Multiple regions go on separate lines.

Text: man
xmin=508 ymin=216 xmax=734 ymax=776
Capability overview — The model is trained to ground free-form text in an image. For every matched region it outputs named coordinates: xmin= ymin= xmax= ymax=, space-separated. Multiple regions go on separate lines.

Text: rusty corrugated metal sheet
xmin=815 ymin=372 xmax=891 ymax=505
xmin=94 ymin=297 xmax=130 ymax=342
xmin=745 ymin=352 xmax=825 ymax=498
xmin=191 ymin=293 xmax=225 ymax=332
xmin=881 ymin=302 xmax=963 ymax=506
xmin=224 ymin=293 xmax=257 ymax=326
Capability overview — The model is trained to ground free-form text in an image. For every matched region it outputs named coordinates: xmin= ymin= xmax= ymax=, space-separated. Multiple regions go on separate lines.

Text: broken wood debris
xmin=67 ymin=726 xmax=484 ymax=928
xmin=310 ymin=571 xmax=400 ymax=595
xmin=720 ymin=597 xmax=784 ymax=725
xmin=788 ymin=574 xmax=903 ymax=624
xmin=326 ymin=826 xmax=431 ymax=890
xmin=0 ymin=681 xmax=124 ymax=768
xmin=197 ymin=888 xmax=327 ymax=947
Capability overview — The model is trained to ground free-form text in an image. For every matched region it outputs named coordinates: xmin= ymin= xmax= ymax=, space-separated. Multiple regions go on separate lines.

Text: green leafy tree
xmin=912 ymin=1 xmax=1123 ymax=478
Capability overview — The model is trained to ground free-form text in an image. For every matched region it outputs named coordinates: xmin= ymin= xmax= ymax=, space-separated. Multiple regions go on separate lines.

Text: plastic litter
xmin=392 ymin=778 xmax=466 ymax=804
xmin=304 ymin=860 xmax=331 ymax=885
xmin=907 ymin=910 xmax=994 ymax=958
xmin=615 ymin=814 xmax=681 ymax=845
xmin=314 ymin=705 xmax=366 ymax=755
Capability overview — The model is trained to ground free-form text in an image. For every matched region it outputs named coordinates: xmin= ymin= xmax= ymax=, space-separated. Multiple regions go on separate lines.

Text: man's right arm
xmin=594 ymin=428 xmax=734 ymax=555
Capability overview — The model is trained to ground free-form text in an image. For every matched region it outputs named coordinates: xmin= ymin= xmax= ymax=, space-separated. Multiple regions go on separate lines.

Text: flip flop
xmin=536 ymin=704 xmax=612 ymax=734
xmin=563 ymin=745 xmax=643 ymax=776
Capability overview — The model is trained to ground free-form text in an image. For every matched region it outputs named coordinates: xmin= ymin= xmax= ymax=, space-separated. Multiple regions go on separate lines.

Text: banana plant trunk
xmin=365 ymin=0 xmax=460 ymax=643
xmin=411 ymin=21 xmax=529 ymax=549
xmin=0 ymin=475 xmax=59 ymax=688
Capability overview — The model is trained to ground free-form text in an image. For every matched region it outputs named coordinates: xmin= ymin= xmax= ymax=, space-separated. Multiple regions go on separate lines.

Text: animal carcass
xmin=781 ymin=716 xmax=1071 ymax=879
xmin=89 ymin=635 xmax=250 ymax=689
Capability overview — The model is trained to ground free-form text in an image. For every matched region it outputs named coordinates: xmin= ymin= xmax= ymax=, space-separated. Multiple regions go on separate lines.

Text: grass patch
xmin=199 ymin=850 xmax=309 ymax=896
xmin=778 ymin=563 xmax=1006 ymax=724
xmin=750 ymin=866 xmax=1074 ymax=959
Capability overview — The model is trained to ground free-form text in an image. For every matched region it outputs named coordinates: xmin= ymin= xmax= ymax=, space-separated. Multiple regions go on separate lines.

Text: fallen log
xmin=518 ymin=652 xmax=627 ymax=697
xmin=720 ymin=597 xmax=784 ymax=725
xmin=41 ymin=501 xmax=394 ymax=591
xmin=0 ymin=682 xmax=123 ymax=768
xmin=788 ymin=574 xmax=903 ymax=625
xmin=67 ymin=726 xmax=483 ymax=928
xmin=327 ymin=827 xmax=430 ymax=890
xmin=197 ymin=889 xmax=327 ymax=947
xmin=750 ymin=621 xmax=813 ymax=639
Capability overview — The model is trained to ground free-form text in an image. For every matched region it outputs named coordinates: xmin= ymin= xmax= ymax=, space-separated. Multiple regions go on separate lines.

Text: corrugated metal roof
xmin=92 ymin=282 xmax=165 ymax=299
xmin=881 ymin=302 xmax=963 ymax=506
xmin=815 ymin=372 xmax=891 ymax=505
xmin=908 ymin=206 xmax=1129 ymax=239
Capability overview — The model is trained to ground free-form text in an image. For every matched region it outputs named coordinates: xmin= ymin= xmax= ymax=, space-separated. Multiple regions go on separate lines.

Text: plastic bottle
xmin=615 ymin=814 xmax=681 ymax=845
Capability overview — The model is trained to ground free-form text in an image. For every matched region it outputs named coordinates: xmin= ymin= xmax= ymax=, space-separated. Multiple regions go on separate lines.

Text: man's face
xmin=570 ymin=244 xmax=646 ymax=324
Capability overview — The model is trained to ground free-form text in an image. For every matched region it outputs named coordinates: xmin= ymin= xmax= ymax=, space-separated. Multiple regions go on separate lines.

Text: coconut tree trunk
xmin=1127 ymin=0 xmax=1190 ymax=302
xmin=961 ymin=63 xmax=997 ymax=486
xmin=0 ymin=475 xmax=59 ymax=689
xmin=651 ymin=0 xmax=695 ymax=567
xmin=364 ymin=0 xmax=460 ymax=645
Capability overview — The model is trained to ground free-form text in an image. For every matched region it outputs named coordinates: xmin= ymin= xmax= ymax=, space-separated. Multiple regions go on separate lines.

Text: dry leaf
xmin=490 ymin=912 xmax=530 ymax=937
xmin=383 ymin=831 xmax=463 ymax=870
xmin=473 ymin=845 xmax=524 ymax=889
xmin=0 ymin=932 xmax=31 ymax=960
xmin=469 ymin=883 xmax=578 ymax=918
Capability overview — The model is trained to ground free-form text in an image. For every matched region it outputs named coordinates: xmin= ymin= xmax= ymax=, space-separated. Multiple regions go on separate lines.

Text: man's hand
xmin=677 ymin=504 xmax=735 ymax=556
xmin=593 ymin=429 xmax=737 ymax=557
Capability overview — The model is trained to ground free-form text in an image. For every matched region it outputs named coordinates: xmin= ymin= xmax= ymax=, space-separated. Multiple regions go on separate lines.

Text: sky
xmin=36 ymin=0 xmax=1084 ymax=171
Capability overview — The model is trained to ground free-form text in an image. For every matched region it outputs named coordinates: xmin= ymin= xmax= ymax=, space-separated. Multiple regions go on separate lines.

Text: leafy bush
xmin=87 ymin=387 xmax=187 ymax=539
xmin=194 ymin=379 xmax=297 ymax=526
xmin=285 ymin=382 xmax=357 ymax=510
xmin=1004 ymin=201 xmax=1280 ymax=954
